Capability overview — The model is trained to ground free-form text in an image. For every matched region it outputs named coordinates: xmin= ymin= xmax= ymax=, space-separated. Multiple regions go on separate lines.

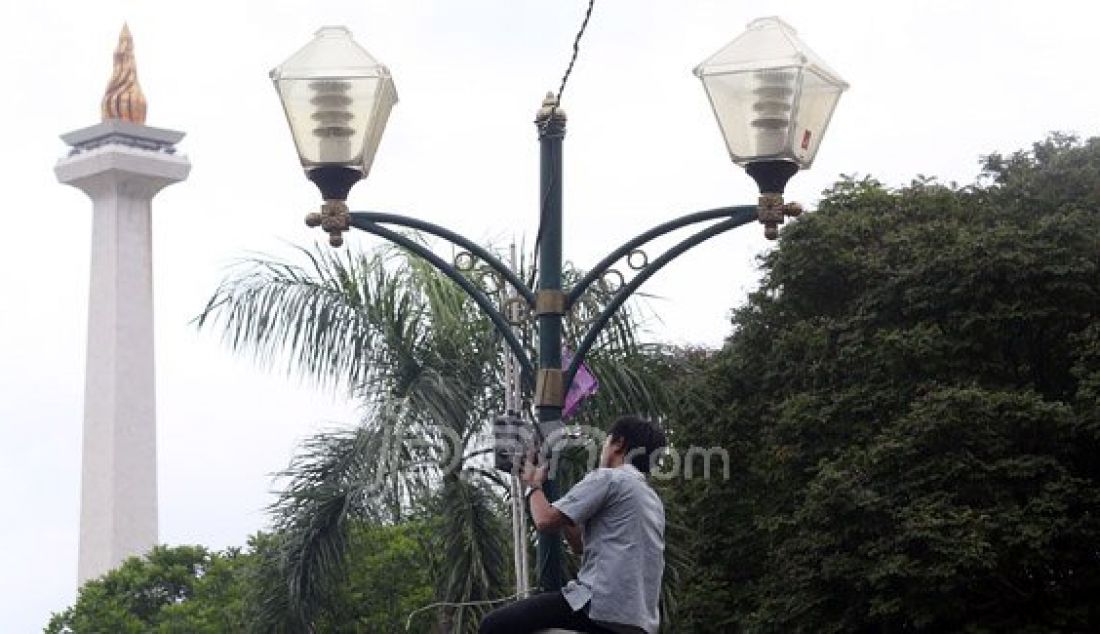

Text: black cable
xmin=529 ymin=0 xmax=598 ymax=291
xmin=556 ymin=0 xmax=597 ymax=105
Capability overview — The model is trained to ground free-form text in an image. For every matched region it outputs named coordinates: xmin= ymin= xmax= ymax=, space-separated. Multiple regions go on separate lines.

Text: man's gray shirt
xmin=552 ymin=465 xmax=665 ymax=634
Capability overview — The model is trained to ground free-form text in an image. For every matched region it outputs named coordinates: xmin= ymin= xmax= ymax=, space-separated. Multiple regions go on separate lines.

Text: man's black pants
xmin=479 ymin=591 xmax=616 ymax=634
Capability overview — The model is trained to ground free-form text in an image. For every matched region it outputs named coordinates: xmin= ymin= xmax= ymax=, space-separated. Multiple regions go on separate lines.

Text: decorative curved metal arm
xmin=566 ymin=205 xmax=759 ymax=307
xmin=351 ymin=211 xmax=536 ymax=306
xmin=564 ymin=206 xmax=758 ymax=390
xmin=347 ymin=216 xmax=536 ymax=389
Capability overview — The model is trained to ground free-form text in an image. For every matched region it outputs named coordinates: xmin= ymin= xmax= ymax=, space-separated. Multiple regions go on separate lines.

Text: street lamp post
xmin=270 ymin=16 xmax=847 ymax=593
xmin=533 ymin=95 xmax=569 ymax=590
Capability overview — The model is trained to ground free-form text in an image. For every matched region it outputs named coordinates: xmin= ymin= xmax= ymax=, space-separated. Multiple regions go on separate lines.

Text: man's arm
xmin=522 ymin=455 xmax=592 ymax=554
xmin=529 ymin=488 xmax=583 ymax=552
xmin=527 ymin=487 xmax=571 ymax=533
xmin=523 ymin=455 xmax=570 ymax=533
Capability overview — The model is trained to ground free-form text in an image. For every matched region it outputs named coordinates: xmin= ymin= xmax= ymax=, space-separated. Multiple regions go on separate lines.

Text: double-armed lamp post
xmin=270 ymin=16 xmax=847 ymax=592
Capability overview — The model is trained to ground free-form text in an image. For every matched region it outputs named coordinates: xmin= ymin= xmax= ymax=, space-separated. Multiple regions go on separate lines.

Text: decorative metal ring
xmin=601 ymin=268 xmax=625 ymax=293
xmin=476 ymin=267 xmax=502 ymax=295
xmin=503 ymin=296 xmax=530 ymax=325
xmin=626 ymin=249 xmax=649 ymax=271
xmin=454 ymin=251 xmax=477 ymax=272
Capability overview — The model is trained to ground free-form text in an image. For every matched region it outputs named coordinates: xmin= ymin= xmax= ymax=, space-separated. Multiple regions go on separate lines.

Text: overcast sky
xmin=2 ymin=0 xmax=1099 ymax=630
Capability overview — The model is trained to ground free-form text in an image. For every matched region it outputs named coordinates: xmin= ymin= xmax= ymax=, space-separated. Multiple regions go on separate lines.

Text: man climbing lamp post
xmin=270 ymin=17 xmax=847 ymax=593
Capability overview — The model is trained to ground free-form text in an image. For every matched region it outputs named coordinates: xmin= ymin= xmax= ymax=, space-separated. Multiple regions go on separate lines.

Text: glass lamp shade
xmin=694 ymin=17 xmax=847 ymax=170
xmin=270 ymin=26 xmax=398 ymax=178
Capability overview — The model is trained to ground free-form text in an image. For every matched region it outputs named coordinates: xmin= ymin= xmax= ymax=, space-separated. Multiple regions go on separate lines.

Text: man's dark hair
xmin=608 ymin=415 xmax=667 ymax=474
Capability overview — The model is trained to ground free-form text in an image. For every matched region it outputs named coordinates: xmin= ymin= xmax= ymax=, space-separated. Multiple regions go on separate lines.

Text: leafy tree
xmin=46 ymin=545 xmax=247 ymax=633
xmin=318 ymin=521 xmax=437 ymax=632
xmin=198 ymin=242 xmax=669 ymax=631
xmin=47 ymin=524 xmax=438 ymax=633
xmin=667 ymin=135 xmax=1100 ymax=632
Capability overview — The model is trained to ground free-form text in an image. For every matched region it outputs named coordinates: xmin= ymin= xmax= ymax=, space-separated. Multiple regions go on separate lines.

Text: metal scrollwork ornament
xmin=476 ymin=266 xmax=503 ymax=295
xmin=503 ymin=296 xmax=530 ymax=325
xmin=601 ymin=268 xmax=625 ymax=293
xmin=454 ymin=251 xmax=477 ymax=271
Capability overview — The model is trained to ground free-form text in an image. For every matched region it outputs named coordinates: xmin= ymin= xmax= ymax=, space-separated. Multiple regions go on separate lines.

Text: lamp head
xmin=271 ymin=26 xmax=398 ymax=200
xmin=695 ymin=17 xmax=848 ymax=179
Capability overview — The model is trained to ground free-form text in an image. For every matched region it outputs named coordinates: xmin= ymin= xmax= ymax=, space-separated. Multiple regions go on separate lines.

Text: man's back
xmin=554 ymin=465 xmax=665 ymax=634
xmin=480 ymin=416 xmax=669 ymax=634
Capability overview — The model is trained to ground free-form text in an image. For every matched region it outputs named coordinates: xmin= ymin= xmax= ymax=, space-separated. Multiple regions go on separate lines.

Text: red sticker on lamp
xmin=801 ymin=130 xmax=812 ymax=150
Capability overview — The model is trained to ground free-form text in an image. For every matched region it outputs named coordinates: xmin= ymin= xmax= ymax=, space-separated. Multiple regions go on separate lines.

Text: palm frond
xmin=268 ymin=422 xmax=391 ymax=625
xmin=197 ymin=245 xmax=421 ymax=395
xmin=200 ymin=239 xmax=682 ymax=629
xmin=435 ymin=474 xmax=509 ymax=633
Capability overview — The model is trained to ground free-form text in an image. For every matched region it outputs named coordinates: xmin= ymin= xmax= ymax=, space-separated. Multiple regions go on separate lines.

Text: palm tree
xmin=197 ymin=241 xmax=671 ymax=632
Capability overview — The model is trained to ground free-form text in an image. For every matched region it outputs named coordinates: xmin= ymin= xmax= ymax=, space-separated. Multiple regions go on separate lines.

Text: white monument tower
xmin=55 ymin=24 xmax=190 ymax=584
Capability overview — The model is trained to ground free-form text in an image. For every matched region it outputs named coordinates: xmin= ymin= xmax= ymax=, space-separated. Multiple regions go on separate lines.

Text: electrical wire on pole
xmin=528 ymin=0 xmax=598 ymax=291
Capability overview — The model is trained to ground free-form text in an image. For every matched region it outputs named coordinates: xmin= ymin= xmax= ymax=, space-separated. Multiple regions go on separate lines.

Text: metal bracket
xmin=565 ymin=208 xmax=757 ymax=389
xmin=305 ymin=200 xmax=352 ymax=247
xmin=350 ymin=211 xmax=536 ymax=306
xmin=535 ymin=369 xmax=564 ymax=407
xmin=534 ymin=290 xmax=567 ymax=316
xmin=347 ymin=216 xmax=537 ymax=387
xmin=757 ymin=194 xmax=803 ymax=241
xmin=565 ymin=205 xmax=758 ymax=308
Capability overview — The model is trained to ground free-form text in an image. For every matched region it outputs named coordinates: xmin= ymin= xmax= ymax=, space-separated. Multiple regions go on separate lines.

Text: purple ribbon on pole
xmin=562 ymin=346 xmax=599 ymax=420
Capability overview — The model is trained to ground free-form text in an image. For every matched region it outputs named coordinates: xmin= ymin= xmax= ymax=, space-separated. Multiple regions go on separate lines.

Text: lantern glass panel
xmin=695 ymin=17 xmax=847 ymax=168
xmin=271 ymin=26 xmax=398 ymax=176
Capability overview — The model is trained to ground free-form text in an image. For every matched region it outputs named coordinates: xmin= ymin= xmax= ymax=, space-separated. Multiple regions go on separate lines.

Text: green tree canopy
xmin=668 ymin=135 xmax=1100 ymax=632
xmin=46 ymin=544 xmax=247 ymax=634
xmin=47 ymin=523 xmax=437 ymax=633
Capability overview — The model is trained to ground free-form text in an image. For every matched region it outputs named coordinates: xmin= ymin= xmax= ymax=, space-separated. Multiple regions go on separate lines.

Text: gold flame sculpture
xmin=101 ymin=24 xmax=147 ymax=124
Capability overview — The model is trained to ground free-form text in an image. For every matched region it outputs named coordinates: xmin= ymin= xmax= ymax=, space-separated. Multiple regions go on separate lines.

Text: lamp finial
xmin=536 ymin=91 xmax=566 ymax=123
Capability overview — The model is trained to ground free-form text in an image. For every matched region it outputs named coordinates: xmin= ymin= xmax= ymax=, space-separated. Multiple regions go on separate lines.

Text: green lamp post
xmin=270 ymin=17 xmax=847 ymax=593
